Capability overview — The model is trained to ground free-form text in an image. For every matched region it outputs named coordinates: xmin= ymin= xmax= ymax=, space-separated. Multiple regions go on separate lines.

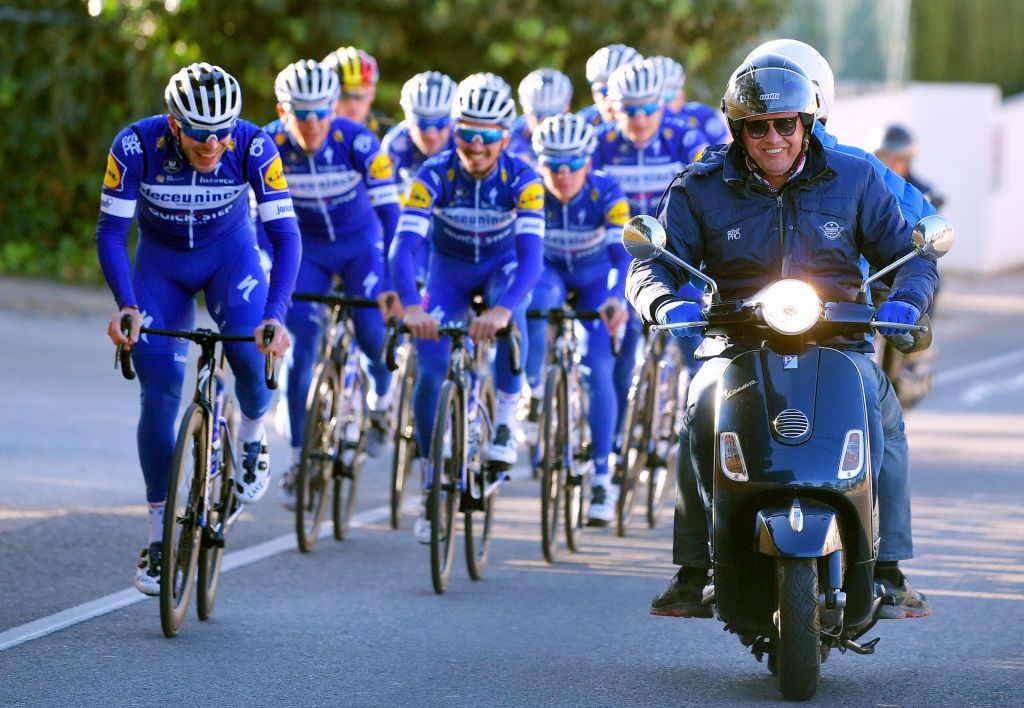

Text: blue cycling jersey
xmin=666 ymin=101 xmax=730 ymax=146
xmin=96 ymin=114 xmax=300 ymax=324
xmin=506 ymin=115 xmax=537 ymax=167
xmin=541 ymin=170 xmax=631 ymax=290
xmin=391 ymin=149 xmax=545 ymax=310
xmin=591 ymin=115 xmax=711 ymax=217
xmin=381 ymin=120 xmax=456 ymax=200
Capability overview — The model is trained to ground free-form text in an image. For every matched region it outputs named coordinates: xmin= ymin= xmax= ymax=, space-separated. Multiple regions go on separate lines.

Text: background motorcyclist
xmin=874 ymin=124 xmax=945 ymax=210
xmin=626 ymin=53 xmax=938 ymax=621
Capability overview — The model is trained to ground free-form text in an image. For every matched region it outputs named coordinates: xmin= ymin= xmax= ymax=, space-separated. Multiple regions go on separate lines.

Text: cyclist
xmin=591 ymin=58 xmax=711 ymax=452
xmin=97 ymin=63 xmax=300 ymax=595
xmin=523 ymin=113 xmax=631 ymax=524
xmin=507 ymin=68 xmax=574 ymax=165
xmin=389 ymin=75 xmax=545 ymax=542
xmin=262 ymin=60 xmax=401 ymax=506
xmin=579 ymin=44 xmax=642 ymax=127
xmin=322 ymin=46 xmax=394 ymax=138
xmin=649 ymin=55 xmax=730 ymax=145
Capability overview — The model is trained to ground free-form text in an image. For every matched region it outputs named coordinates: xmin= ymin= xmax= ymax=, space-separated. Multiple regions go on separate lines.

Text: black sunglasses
xmin=745 ymin=116 xmax=799 ymax=139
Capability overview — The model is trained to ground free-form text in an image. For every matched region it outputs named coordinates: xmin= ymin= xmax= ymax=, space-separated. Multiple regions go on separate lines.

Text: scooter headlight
xmin=760 ymin=279 xmax=821 ymax=335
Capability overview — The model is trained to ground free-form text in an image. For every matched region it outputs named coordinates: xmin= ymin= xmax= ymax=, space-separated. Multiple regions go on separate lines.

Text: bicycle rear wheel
xmin=539 ymin=367 xmax=565 ymax=563
xmin=430 ymin=380 xmax=462 ymax=594
xmin=161 ymin=404 xmax=206 ymax=638
xmin=295 ymin=362 xmax=338 ymax=553
xmin=616 ymin=360 xmax=654 ymax=537
xmin=197 ymin=395 xmax=236 ymax=621
xmin=333 ymin=366 xmax=367 ymax=540
xmin=465 ymin=378 xmax=496 ymax=580
xmin=564 ymin=373 xmax=588 ymax=552
xmin=390 ymin=344 xmax=417 ymax=529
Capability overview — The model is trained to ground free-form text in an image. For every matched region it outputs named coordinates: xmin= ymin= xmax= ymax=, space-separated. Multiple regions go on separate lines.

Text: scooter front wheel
xmin=776 ymin=558 xmax=821 ymax=700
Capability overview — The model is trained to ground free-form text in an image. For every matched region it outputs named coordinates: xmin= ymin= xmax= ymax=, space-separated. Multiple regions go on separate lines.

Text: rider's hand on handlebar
xmin=875 ymin=300 xmax=921 ymax=336
xmin=599 ymin=297 xmax=629 ymax=336
xmin=378 ymin=290 xmax=404 ymax=321
xmin=469 ymin=306 xmax=511 ymax=344
xmin=658 ymin=301 xmax=703 ymax=338
xmin=108 ymin=307 xmax=142 ymax=348
xmin=256 ymin=319 xmax=290 ymax=357
xmin=403 ymin=304 xmax=440 ymax=341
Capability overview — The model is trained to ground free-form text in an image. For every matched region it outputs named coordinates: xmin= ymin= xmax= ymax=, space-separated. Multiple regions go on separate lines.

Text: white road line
xmin=0 ymin=500 xmax=404 ymax=653
xmin=933 ymin=348 xmax=1024 ymax=388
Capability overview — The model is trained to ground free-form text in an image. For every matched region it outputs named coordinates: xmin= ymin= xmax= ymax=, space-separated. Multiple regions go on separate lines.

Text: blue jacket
xmin=626 ymin=137 xmax=938 ymax=352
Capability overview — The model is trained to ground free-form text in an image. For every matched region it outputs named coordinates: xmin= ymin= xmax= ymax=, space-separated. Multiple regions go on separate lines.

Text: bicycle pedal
xmin=202 ymin=528 xmax=225 ymax=549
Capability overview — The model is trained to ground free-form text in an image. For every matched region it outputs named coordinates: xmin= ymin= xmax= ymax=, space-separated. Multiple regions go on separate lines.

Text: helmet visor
xmin=723 ymin=66 xmax=816 ymax=122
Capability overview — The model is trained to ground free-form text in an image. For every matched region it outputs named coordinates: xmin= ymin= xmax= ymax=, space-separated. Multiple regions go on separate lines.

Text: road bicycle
xmin=117 ymin=317 xmax=276 ymax=637
xmin=290 ymin=292 xmax=378 ymax=552
xmin=385 ymin=324 xmax=417 ymax=530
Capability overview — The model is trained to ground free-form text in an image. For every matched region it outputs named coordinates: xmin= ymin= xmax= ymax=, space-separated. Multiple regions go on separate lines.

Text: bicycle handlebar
xmin=116 ymin=314 xmax=136 ymax=380
xmin=525 ymin=307 xmax=621 ymax=358
xmin=384 ymin=319 xmax=521 ymax=375
xmin=292 ymin=292 xmax=379 ymax=308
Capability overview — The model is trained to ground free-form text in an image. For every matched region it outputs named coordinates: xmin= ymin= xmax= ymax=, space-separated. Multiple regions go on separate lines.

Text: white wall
xmin=824 ymin=82 xmax=1023 ymax=274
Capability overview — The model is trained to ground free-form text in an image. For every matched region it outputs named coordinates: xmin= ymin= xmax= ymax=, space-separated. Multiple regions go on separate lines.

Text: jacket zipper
xmin=474 ymin=180 xmax=481 ymax=263
xmin=777 ymin=193 xmax=785 ymax=277
xmin=310 ymin=155 xmax=336 ymax=242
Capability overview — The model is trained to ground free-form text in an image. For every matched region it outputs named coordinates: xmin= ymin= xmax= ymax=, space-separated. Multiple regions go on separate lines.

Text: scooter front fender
xmin=756 ymin=501 xmax=842 ymax=557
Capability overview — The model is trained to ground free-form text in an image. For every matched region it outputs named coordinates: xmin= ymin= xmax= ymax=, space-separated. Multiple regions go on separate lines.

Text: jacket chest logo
xmin=819 ymin=221 xmax=845 ymax=240
xmin=727 ymin=228 xmax=741 ymax=241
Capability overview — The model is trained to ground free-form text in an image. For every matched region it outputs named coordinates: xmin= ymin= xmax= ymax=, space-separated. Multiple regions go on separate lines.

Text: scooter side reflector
xmin=838 ymin=429 xmax=864 ymax=479
xmin=720 ymin=432 xmax=748 ymax=481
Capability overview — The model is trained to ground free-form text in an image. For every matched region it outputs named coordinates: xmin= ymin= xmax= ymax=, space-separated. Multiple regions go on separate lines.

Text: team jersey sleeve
xmin=601 ymin=179 xmax=632 ymax=300
xmin=495 ymin=169 xmax=545 ymax=311
xmin=390 ymin=168 xmax=439 ymax=307
xmin=246 ymin=129 xmax=301 ymax=324
xmin=95 ymin=126 xmax=144 ymax=310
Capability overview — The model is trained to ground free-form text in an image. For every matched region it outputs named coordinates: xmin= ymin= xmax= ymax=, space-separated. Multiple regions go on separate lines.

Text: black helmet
xmin=876 ymin=124 xmax=915 ymax=157
xmin=721 ymin=52 xmax=818 ymax=141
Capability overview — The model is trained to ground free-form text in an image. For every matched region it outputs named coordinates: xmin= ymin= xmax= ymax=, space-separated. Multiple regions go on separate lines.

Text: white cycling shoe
xmin=486 ymin=424 xmax=518 ymax=467
xmin=235 ymin=434 xmax=271 ymax=503
xmin=133 ymin=542 xmax=161 ymax=596
xmin=587 ymin=477 xmax=620 ymax=526
xmin=279 ymin=464 xmax=298 ymax=511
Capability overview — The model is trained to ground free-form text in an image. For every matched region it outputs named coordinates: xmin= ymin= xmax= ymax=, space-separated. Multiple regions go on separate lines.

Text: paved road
xmin=0 ymin=272 xmax=1022 ymax=706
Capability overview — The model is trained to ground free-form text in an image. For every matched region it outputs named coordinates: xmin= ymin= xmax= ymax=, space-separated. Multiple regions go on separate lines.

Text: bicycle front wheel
xmin=161 ymin=404 xmax=206 ymax=638
xmin=465 ymin=377 xmax=496 ymax=580
xmin=295 ymin=362 xmax=338 ymax=552
xmin=333 ymin=365 xmax=367 ymax=540
xmin=539 ymin=366 xmax=565 ymax=563
xmin=390 ymin=344 xmax=417 ymax=529
xmin=616 ymin=359 xmax=654 ymax=537
xmin=564 ymin=373 xmax=587 ymax=553
xmin=197 ymin=395 xmax=236 ymax=621
xmin=430 ymin=379 xmax=462 ymax=594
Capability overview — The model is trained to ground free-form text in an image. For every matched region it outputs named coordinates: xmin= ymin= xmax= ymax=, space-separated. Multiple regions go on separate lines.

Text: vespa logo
xmin=723 ymin=379 xmax=758 ymax=400
xmin=759 ymin=92 xmax=781 ymax=101
xmin=819 ymin=221 xmax=845 ymax=240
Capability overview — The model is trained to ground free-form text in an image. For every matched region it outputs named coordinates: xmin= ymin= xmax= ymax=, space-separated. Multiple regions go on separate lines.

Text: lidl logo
xmin=407 ymin=180 xmax=433 ymax=209
xmin=518 ymin=182 xmax=544 ymax=211
xmin=104 ymin=153 xmax=123 ymax=190
xmin=264 ymin=156 xmax=288 ymax=190
xmin=368 ymin=154 xmax=394 ymax=180
xmin=606 ymin=199 xmax=630 ymax=226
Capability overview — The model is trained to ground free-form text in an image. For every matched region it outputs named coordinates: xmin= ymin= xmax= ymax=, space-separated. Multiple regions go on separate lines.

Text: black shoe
xmin=650 ymin=567 xmax=714 ymax=618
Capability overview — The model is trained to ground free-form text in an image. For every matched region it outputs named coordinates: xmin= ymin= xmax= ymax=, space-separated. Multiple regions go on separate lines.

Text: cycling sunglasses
xmin=176 ymin=120 xmax=234 ymax=142
xmin=592 ymin=83 xmax=609 ymax=96
xmin=745 ymin=116 xmax=799 ymax=139
xmin=538 ymin=154 xmax=588 ymax=172
xmin=620 ymin=101 xmax=662 ymax=117
xmin=455 ymin=126 xmax=508 ymax=145
xmin=414 ymin=114 xmax=451 ymax=131
xmin=291 ymin=106 xmax=332 ymax=121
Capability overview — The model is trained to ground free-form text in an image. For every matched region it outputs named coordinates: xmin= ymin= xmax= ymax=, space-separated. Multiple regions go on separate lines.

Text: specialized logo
xmin=362 ymin=271 xmax=379 ymax=298
xmin=819 ymin=221 xmax=845 ymax=240
xmin=727 ymin=228 xmax=741 ymax=241
xmin=104 ymin=152 xmax=124 ymax=190
xmin=760 ymin=92 xmax=781 ymax=100
xmin=263 ymin=156 xmax=288 ymax=191
xmin=606 ymin=199 xmax=629 ymax=227
xmin=517 ymin=182 xmax=544 ymax=211
xmin=237 ymin=274 xmax=260 ymax=302
xmin=368 ymin=153 xmax=394 ymax=180
xmin=407 ymin=180 xmax=433 ymax=209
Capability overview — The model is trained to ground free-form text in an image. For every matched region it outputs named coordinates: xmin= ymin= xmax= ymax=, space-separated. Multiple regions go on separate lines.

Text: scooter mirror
xmin=622 ymin=215 xmax=667 ymax=261
xmin=911 ymin=215 xmax=954 ymax=259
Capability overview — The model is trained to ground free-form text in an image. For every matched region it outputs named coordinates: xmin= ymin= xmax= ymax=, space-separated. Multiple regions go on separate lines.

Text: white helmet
xmin=400 ymin=71 xmax=458 ymax=118
xmin=459 ymin=72 xmax=513 ymax=98
xmin=532 ymin=113 xmax=596 ymax=157
xmin=648 ymin=56 xmax=686 ymax=93
xmin=607 ymin=58 xmax=665 ymax=104
xmin=165 ymin=62 xmax=242 ymax=130
xmin=452 ymin=76 xmax=516 ymax=128
xmin=749 ymin=39 xmax=835 ymax=121
xmin=274 ymin=60 xmax=340 ymax=107
xmin=518 ymin=68 xmax=573 ymax=116
xmin=586 ymin=44 xmax=642 ymax=85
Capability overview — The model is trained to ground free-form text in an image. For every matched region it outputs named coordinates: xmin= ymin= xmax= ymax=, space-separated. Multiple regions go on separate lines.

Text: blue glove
xmin=875 ymin=300 xmax=921 ymax=336
xmin=659 ymin=301 xmax=704 ymax=338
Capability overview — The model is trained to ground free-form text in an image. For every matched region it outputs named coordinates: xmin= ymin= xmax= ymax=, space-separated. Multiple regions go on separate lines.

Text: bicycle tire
xmin=539 ymin=366 xmax=564 ymax=563
xmin=197 ymin=395 xmax=236 ymax=620
xmin=616 ymin=359 xmax=654 ymax=537
xmin=430 ymin=379 xmax=462 ymax=594
xmin=390 ymin=343 xmax=417 ymax=529
xmin=465 ymin=377 xmax=496 ymax=580
xmin=564 ymin=370 xmax=587 ymax=552
xmin=295 ymin=362 xmax=338 ymax=552
xmin=160 ymin=404 xmax=206 ymax=638
xmin=332 ymin=366 xmax=367 ymax=540
xmin=646 ymin=360 xmax=683 ymax=528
